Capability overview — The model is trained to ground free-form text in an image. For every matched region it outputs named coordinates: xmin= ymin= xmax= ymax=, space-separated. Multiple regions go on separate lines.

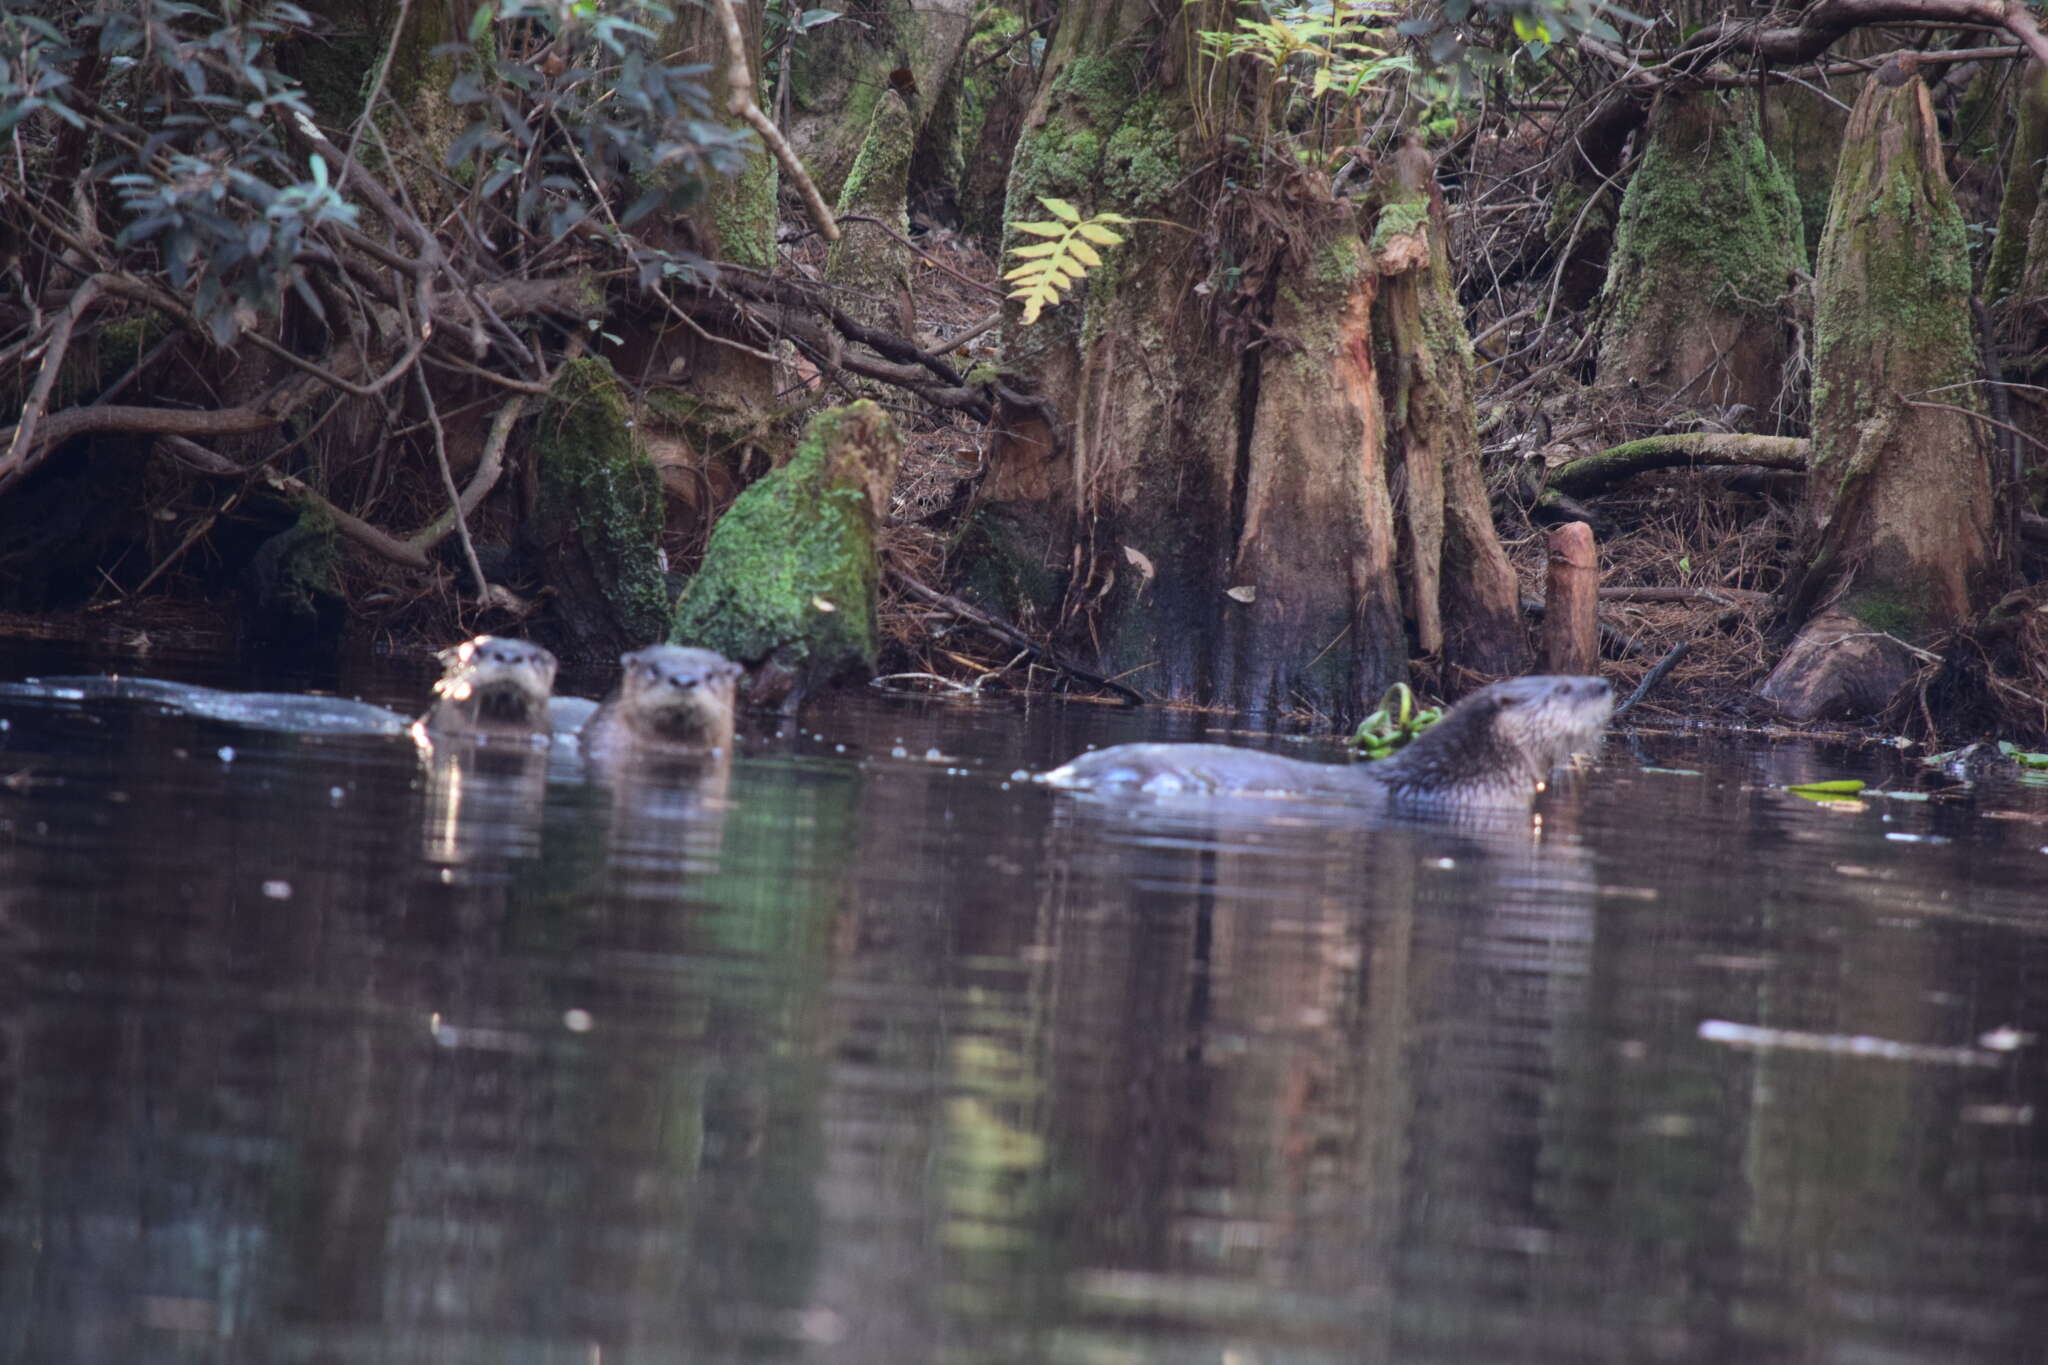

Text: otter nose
xmin=670 ymin=672 xmax=700 ymax=690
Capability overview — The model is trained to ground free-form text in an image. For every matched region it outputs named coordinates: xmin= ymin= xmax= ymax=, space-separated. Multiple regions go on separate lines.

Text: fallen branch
xmin=159 ymin=435 xmax=434 ymax=571
xmin=887 ymin=567 xmax=1144 ymax=705
xmin=1545 ymin=432 xmax=1810 ymax=501
xmin=1612 ymin=641 xmax=1690 ymax=720
xmin=1601 ymin=585 xmax=1773 ymax=606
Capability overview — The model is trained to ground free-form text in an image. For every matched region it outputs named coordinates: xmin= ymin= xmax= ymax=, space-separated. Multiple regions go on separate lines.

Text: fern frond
xmin=1001 ymin=196 xmax=1133 ymax=327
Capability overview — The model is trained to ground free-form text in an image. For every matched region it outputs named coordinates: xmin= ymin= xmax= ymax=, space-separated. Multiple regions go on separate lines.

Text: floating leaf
xmin=1787 ymin=779 xmax=1866 ymax=795
xmin=1122 ymin=545 xmax=1154 ymax=582
xmin=1224 ymin=585 xmax=1257 ymax=603
xmin=1998 ymin=740 xmax=2048 ymax=769
xmin=812 ymin=596 xmax=837 ymax=613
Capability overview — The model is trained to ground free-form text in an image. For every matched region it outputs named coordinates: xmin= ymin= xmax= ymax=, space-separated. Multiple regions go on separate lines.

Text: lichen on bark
xmin=670 ymin=401 xmax=902 ymax=695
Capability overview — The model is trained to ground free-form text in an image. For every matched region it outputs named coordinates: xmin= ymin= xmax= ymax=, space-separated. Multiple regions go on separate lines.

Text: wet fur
xmin=417 ymin=636 xmax=559 ymax=740
xmin=580 ymin=645 xmax=743 ymax=767
xmin=1044 ymin=675 xmax=1613 ymax=806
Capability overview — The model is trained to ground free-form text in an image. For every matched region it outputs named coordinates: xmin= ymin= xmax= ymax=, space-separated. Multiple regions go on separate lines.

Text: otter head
xmin=616 ymin=645 xmax=743 ymax=751
xmin=431 ymin=635 xmax=559 ymax=732
xmin=1380 ymin=674 xmax=1612 ymax=805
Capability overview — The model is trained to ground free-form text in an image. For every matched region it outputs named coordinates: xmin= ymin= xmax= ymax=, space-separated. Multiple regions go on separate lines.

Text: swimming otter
xmin=1043 ymin=674 xmax=1613 ymax=806
xmin=579 ymin=645 xmax=743 ymax=766
xmin=415 ymin=635 xmax=559 ymax=741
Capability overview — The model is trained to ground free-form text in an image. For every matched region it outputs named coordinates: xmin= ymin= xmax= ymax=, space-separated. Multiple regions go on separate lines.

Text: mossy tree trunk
xmin=636 ymin=0 xmax=786 ymax=508
xmin=671 ymin=401 xmax=901 ymax=706
xmin=959 ymin=0 xmax=1525 ymax=715
xmin=1984 ymin=62 xmax=2048 ymax=304
xmin=1371 ymin=148 xmax=1530 ymax=683
xmin=1595 ymin=90 xmax=1807 ymax=415
xmin=527 ymin=358 xmax=672 ymax=661
xmin=1758 ymin=73 xmax=1999 ymax=721
xmin=786 ymin=0 xmax=976 ymax=211
xmin=825 ymin=90 xmax=918 ymax=335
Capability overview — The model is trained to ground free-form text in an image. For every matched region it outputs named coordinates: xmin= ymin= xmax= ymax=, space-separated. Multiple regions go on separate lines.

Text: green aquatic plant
xmin=1998 ymin=740 xmax=2048 ymax=770
xmin=1346 ymin=682 xmax=1441 ymax=761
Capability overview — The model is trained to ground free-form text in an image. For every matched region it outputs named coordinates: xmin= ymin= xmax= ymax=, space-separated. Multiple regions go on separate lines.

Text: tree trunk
xmin=1371 ymin=143 xmax=1530 ymax=684
xmin=826 ymin=91 xmax=918 ymax=336
xmin=1759 ymin=70 xmax=1999 ymax=720
xmin=1596 ymin=90 xmax=1807 ymax=414
xmin=960 ymin=42 xmax=1038 ymax=244
xmin=1985 ymin=62 xmax=2048 ymax=303
xmin=957 ymin=0 xmax=1526 ymax=716
xmin=786 ymin=0 xmax=976 ymax=210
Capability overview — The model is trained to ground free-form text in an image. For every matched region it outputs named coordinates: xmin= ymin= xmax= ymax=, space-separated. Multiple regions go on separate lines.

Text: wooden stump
xmin=1539 ymin=522 xmax=1598 ymax=675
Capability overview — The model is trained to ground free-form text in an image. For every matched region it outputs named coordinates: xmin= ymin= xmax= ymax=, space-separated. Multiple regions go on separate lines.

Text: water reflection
xmin=1 ymin=681 xmax=2047 ymax=1363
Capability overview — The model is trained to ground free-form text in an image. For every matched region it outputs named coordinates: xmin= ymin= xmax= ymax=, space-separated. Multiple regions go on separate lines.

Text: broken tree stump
xmin=1539 ymin=521 xmax=1599 ymax=675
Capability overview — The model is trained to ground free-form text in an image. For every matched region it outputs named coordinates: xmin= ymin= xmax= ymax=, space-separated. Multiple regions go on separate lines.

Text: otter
xmin=415 ymin=635 xmax=559 ymax=742
xmin=579 ymin=645 xmax=743 ymax=766
xmin=1043 ymin=674 xmax=1613 ymax=807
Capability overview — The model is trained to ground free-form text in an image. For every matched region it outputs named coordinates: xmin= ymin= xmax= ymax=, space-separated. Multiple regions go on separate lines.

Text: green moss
xmin=1002 ymin=51 xmax=1165 ymax=223
xmin=833 ymin=89 xmax=917 ymax=216
xmin=276 ymin=501 xmax=340 ymax=609
xmin=712 ymin=150 xmax=780 ymax=271
xmin=1100 ymin=97 xmax=1179 ymax=211
xmin=1369 ymin=201 xmax=1428 ymax=254
xmin=1600 ymin=93 xmax=1806 ymax=339
xmin=959 ymin=7 xmax=1025 ymax=156
xmin=963 ymin=362 xmax=999 ymax=386
xmin=533 ymin=356 xmax=669 ymax=642
xmin=1810 ymin=90 xmax=1977 ymax=434
xmin=670 ymin=401 xmax=898 ymax=681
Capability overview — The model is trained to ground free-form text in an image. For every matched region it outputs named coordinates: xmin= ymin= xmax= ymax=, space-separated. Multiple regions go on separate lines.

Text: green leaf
xmin=1077 ymin=223 xmax=1125 ymax=246
xmin=1039 ymin=196 xmax=1081 ymax=222
xmin=1786 ymin=779 xmax=1866 ymax=795
xmin=469 ymin=3 xmax=495 ymax=41
xmin=1013 ymin=220 xmax=1067 ymax=237
xmin=1010 ymin=240 xmax=1063 ymax=258
xmin=1999 ymin=740 xmax=2048 ymax=768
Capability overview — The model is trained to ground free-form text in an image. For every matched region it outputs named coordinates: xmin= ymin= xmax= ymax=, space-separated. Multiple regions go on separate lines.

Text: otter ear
xmin=720 ymin=659 xmax=745 ymax=681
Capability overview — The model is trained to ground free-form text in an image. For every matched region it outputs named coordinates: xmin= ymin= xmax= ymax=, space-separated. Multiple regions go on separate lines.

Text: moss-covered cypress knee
xmin=527 ymin=356 xmax=670 ymax=658
xmin=670 ymin=401 xmax=902 ymax=705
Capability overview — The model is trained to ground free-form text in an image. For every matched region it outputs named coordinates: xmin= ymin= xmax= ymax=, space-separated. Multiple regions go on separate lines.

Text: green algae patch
xmin=670 ymin=401 xmax=902 ymax=692
xmin=530 ymin=356 xmax=670 ymax=656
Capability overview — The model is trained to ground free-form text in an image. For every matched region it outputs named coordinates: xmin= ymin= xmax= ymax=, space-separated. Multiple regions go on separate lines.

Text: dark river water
xmin=4 ymin=649 xmax=2048 ymax=1365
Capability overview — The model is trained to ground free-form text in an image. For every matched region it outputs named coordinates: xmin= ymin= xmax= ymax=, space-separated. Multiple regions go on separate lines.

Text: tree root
xmin=886 ymin=567 xmax=1144 ymax=705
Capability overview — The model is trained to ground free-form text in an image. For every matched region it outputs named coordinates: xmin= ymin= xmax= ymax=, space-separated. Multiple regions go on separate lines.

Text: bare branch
xmin=2 ymin=275 xmax=102 ymax=478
